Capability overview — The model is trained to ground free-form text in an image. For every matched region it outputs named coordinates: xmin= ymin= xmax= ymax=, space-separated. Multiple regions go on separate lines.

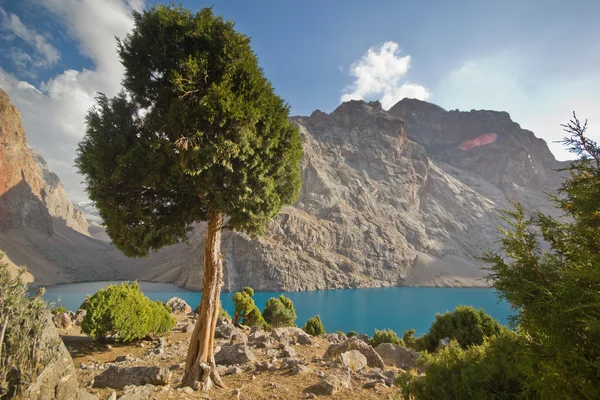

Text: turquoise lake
xmin=37 ymin=282 xmax=512 ymax=335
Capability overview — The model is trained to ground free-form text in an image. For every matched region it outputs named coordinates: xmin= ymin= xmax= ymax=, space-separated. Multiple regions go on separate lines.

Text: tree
xmin=370 ymin=328 xmax=402 ymax=347
xmin=303 ymin=315 xmax=326 ymax=336
xmin=232 ymin=287 xmax=267 ymax=329
xmin=482 ymin=113 xmax=600 ymax=398
xmin=262 ymin=294 xmax=296 ymax=328
xmin=75 ymin=5 xmax=302 ymax=391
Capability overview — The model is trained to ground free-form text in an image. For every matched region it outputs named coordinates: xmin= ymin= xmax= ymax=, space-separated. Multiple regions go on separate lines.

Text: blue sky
xmin=0 ymin=0 xmax=599 ymax=201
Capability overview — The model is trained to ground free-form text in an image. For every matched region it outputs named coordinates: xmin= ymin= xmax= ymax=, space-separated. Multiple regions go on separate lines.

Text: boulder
xmin=215 ymin=322 xmax=239 ymax=340
xmin=340 ymin=350 xmax=368 ymax=371
xmin=323 ymin=337 xmax=385 ymax=369
xmin=25 ymin=314 xmax=80 ymax=400
xmin=118 ymin=384 xmax=155 ymax=400
xmin=215 ymin=343 xmax=256 ymax=366
xmin=52 ymin=312 xmax=72 ymax=329
xmin=73 ymin=309 xmax=86 ymax=326
xmin=271 ymin=327 xmax=309 ymax=344
xmin=323 ymin=333 xmax=346 ymax=344
xmin=375 ymin=343 xmax=420 ymax=369
xmin=248 ymin=329 xmax=274 ymax=348
xmin=92 ymin=366 xmax=171 ymax=389
xmin=164 ymin=297 xmax=192 ymax=314
xmin=304 ymin=373 xmax=351 ymax=396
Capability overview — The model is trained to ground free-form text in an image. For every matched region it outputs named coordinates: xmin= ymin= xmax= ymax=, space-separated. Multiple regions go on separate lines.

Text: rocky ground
xmin=55 ymin=300 xmax=416 ymax=400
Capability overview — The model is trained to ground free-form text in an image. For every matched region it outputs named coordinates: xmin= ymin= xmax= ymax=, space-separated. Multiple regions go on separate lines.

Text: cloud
xmin=341 ymin=41 xmax=431 ymax=110
xmin=0 ymin=8 xmax=60 ymax=68
xmin=0 ymin=0 xmax=144 ymax=202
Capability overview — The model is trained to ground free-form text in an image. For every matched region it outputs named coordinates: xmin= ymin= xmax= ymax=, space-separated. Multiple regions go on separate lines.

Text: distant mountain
xmin=0 ymin=86 xmax=568 ymax=291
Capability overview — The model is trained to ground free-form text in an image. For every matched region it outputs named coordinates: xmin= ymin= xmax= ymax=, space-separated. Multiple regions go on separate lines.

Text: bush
xmin=195 ymin=304 xmax=231 ymax=321
xmin=347 ymin=331 xmax=358 ymax=337
xmin=370 ymin=328 xmax=402 ymax=347
xmin=51 ymin=305 xmax=68 ymax=315
xmin=416 ymin=305 xmax=505 ymax=352
xmin=80 ymin=282 xmax=174 ymax=342
xmin=262 ymin=294 xmax=296 ymax=328
xmin=303 ymin=315 xmax=325 ymax=336
xmin=398 ymin=332 xmax=533 ymax=400
xmin=0 ymin=256 xmax=58 ymax=397
xmin=232 ymin=287 xmax=267 ymax=329
xmin=403 ymin=329 xmax=416 ymax=349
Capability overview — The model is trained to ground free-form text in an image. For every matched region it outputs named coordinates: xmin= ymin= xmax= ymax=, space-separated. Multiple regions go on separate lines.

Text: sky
xmin=0 ymin=0 xmax=599 ymax=202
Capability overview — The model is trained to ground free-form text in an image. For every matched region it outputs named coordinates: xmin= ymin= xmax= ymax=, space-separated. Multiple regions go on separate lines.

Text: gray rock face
xmin=214 ymin=343 xmax=256 ymax=366
xmin=215 ymin=322 xmax=239 ymax=340
xmin=340 ymin=350 xmax=368 ymax=371
xmin=374 ymin=343 xmax=420 ymax=369
xmin=324 ymin=337 xmax=385 ymax=369
xmin=24 ymin=314 xmax=80 ymax=400
xmin=304 ymin=373 xmax=352 ymax=396
xmin=134 ymin=99 xmax=564 ymax=291
xmin=92 ymin=366 xmax=171 ymax=389
xmin=165 ymin=297 xmax=192 ymax=314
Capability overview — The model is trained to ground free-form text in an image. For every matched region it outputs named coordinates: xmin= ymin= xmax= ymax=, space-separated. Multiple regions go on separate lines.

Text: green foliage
xmin=218 ymin=307 xmax=231 ymax=321
xmin=80 ymin=282 xmax=174 ymax=342
xmin=346 ymin=331 xmax=358 ymax=338
xmin=481 ymin=114 xmax=600 ymax=398
xmin=415 ymin=305 xmax=505 ymax=352
xmin=334 ymin=331 xmax=346 ymax=336
xmin=232 ymin=287 xmax=267 ymax=329
xmin=51 ymin=305 xmax=68 ymax=316
xmin=370 ymin=328 xmax=402 ymax=347
xmin=262 ymin=294 xmax=296 ymax=328
xmin=399 ymin=332 xmax=533 ymax=400
xmin=403 ymin=329 xmax=416 ymax=349
xmin=75 ymin=5 xmax=303 ymax=258
xmin=0 ymin=255 xmax=58 ymax=397
xmin=303 ymin=315 xmax=325 ymax=336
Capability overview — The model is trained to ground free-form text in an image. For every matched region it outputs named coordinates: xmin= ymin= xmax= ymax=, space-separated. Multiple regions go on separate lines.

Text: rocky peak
xmin=0 ymin=88 xmax=88 ymax=236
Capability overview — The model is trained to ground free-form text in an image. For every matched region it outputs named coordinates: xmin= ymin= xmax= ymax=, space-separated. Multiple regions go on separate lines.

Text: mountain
xmin=0 ymin=86 xmax=566 ymax=291
xmin=129 ymin=100 xmax=566 ymax=291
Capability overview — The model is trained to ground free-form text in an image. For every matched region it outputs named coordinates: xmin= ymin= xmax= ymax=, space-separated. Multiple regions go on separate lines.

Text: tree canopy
xmin=76 ymin=5 xmax=302 ymax=257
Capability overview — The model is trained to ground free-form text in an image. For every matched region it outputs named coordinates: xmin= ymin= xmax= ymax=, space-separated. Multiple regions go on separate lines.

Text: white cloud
xmin=0 ymin=8 xmax=60 ymax=68
xmin=341 ymin=41 xmax=431 ymax=110
xmin=0 ymin=0 xmax=144 ymax=202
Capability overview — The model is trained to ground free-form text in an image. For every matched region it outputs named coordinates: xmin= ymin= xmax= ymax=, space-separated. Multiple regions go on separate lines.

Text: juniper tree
xmin=76 ymin=5 xmax=302 ymax=391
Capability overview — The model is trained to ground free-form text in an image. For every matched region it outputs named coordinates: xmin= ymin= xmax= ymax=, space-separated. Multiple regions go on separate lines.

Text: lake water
xmin=37 ymin=281 xmax=512 ymax=335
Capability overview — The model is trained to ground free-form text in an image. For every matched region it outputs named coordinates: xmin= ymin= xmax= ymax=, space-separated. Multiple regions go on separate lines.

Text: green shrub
xmin=80 ymin=282 xmax=174 ymax=342
xmin=403 ymin=329 xmax=416 ymax=349
xmin=370 ymin=328 xmax=402 ymax=347
xmin=347 ymin=330 xmax=358 ymax=337
xmin=51 ymin=305 xmax=68 ymax=315
xmin=219 ymin=306 xmax=231 ymax=320
xmin=262 ymin=294 xmax=296 ymax=328
xmin=416 ymin=305 xmax=505 ymax=352
xmin=0 ymin=255 xmax=58 ymax=397
xmin=232 ymin=287 xmax=267 ymax=329
xmin=303 ymin=315 xmax=325 ymax=336
xmin=398 ymin=332 xmax=533 ymax=400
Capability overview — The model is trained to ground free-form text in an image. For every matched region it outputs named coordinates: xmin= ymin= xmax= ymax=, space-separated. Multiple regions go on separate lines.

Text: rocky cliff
xmin=133 ymin=99 xmax=565 ymax=291
xmin=0 ymin=89 xmax=89 ymax=236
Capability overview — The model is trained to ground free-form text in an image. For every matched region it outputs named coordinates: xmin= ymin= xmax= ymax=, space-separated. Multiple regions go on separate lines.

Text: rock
xmin=439 ymin=337 xmax=451 ymax=349
xmin=230 ymin=332 xmax=248 ymax=345
xmin=115 ymin=355 xmax=134 ymax=363
xmin=225 ymin=366 xmax=242 ymax=375
xmin=375 ymin=343 xmax=420 ymax=369
xmin=76 ymin=389 xmax=100 ymax=400
xmin=297 ymin=332 xmax=313 ymax=345
xmin=271 ymin=327 xmax=308 ymax=344
xmin=290 ymin=364 xmax=310 ymax=375
xmin=25 ymin=313 xmax=80 ymax=400
xmin=175 ymin=319 xmax=195 ymax=333
xmin=73 ymin=309 xmax=86 ymax=326
xmin=164 ymin=297 xmax=192 ymax=314
xmin=279 ymin=345 xmax=296 ymax=358
xmin=215 ymin=322 xmax=239 ymax=340
xmin=323 ymin=333 xmax=346 ymax=344
xmin=340 ymin=350 xmax=368 ymax=371
xmin=215 ymin=343 xmax=256 ymax=366
xmin=304 ymin=373 xmax=351 ymax=396
xmin=107 ymin=391 xmax=117 ymax=400
xmin=118 ymin=384 xmax=155 ymax=400
xmin=92 ymin=366 xmax=171 ymax=389
xmin=52 ymin=312 xmax=72 ymax=329
xmin=356 ymin=334 xmax=369 ymax=343
xmin=232 ymin=388 xmax=241 ymax=398
xmin=363 ymin=380 xmax=384 ymax=389
xmin=324 ymin=337 xmax=385 ymax=369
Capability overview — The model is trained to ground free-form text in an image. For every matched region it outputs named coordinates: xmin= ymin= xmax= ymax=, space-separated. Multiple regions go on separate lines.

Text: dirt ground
xmin=61 ymin=315 xmax=405 ymax=400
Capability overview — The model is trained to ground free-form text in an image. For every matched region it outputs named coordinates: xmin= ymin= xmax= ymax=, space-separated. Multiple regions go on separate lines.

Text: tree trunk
xmin=182 ymin=211 xmax=225 ymax=391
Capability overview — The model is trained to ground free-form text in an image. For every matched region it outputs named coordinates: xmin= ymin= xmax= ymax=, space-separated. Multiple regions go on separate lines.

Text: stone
xmin=118 ymin=384 xmax=155 ymax=400
xmin=107 ymin=391 xmax=117 ymax=400
xmin=363 ymin=380 xmax=383 ymax=389
xmin=52 ymin=312 xmax=72 ymax=329
xmin=339 ymin=350 xmax=368 ymax=371
xmin=303 ymin=373 xmax=351 ymax=396
xmin=225 ymin=366 xmax=242 ymax=376
xmin=279 ymin=345 xmax=296 ymax=358
xmin=115 ymin=355 xmax=134 ymax=363
xmin=92 ymin=366 xmax=171 ymax=389
xmin=375 ymin=343 xmax=420 ymax=369
xmin=324 ymin=337 xmax=385 ymax=369
xmin=297 ymin=332 xmax=313 ymax=345
xmin=76 ymin=389 xmax=100 ymax=400
xmin=290 ymin=364 xmax=310 ymax=375
xmin=230 ymin=332 xmax=248 ymax=345
xmin=356 ymin=334 xmax=369 ymax=343
xmin=271 ymin=327 xmax=307 ymax=344
xmin=439 ymin=337 xmax=451 ymax=349
xmin=323 ymin=333 xmax=346 ymax=344
xmin=164 ymin=297 xmax=192 ymax=314
xmin=73 ymin=309 xmax=86 ymax=326
xmin=215 ymin=343 xmax=256 ymax=366
xmin=215 ymin=322 xmax=239 ymax=340
xmin=25 ymin=314 xmax=80 ymax=400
